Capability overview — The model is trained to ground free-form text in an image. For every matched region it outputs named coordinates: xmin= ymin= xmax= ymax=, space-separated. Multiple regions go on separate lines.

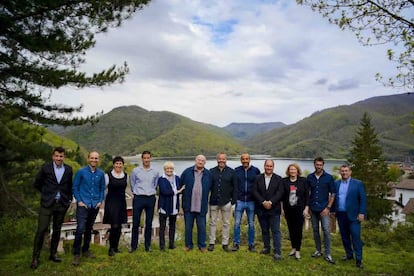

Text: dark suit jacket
xmin=281 ymin=176 xmax=309 ymax=211
xmin=334 ymin=178 xmax=367 ymax=221
xmin=253 ymin=173 xmax=283 ymax=215
xmin=34 ymin=162 xmax=73 ymax=208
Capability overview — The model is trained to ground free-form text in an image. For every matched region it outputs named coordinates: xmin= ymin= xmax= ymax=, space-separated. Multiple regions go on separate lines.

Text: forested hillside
xmin=51 ymin=93 xmax=414 ymax=160
xmin=245 ymin=93 xmax=414 ymax=160
xmin=58 ymin=106 xmax=245 ymax=156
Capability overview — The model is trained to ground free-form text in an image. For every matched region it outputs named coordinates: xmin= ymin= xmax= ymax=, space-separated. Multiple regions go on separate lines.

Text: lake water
xmin=123 ymin=156 xmax=345 ymax=176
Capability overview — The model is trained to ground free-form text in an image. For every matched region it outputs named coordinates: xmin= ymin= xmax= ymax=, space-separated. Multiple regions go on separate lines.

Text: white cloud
xmin=51 ymin=0 xmax=400 ymax=127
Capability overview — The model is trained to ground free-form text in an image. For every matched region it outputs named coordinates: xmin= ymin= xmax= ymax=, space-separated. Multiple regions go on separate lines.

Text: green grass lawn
xmin=1 ymin=219 xmax=413 ymax=276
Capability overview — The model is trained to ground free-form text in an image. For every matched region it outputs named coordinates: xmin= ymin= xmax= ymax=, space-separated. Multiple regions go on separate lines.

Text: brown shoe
xmin=72 ymin=255 xmax=80 ymax=266
xmin=184 ymin=246 xmax=191 ymax=252
xmin=200 ymin=247 xmax=207 ymax=253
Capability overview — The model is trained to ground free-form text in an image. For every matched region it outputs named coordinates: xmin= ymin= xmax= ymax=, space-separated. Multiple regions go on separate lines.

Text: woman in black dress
xmin=282 ymin=163 xmax=309 ymax=260
xmin=103 ymin=156 xmax=128 ymax=256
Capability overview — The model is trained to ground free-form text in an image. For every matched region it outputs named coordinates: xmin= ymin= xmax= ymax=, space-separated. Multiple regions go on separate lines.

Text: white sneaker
xmin=325 ymin=255 xmax=335 ymax=264
xmin=311 ymin=250 xmax=322 ymax=257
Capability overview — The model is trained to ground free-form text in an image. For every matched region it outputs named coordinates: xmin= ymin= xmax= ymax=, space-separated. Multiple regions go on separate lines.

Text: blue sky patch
xmin=192 ymin=16 xmax=239 ymax=45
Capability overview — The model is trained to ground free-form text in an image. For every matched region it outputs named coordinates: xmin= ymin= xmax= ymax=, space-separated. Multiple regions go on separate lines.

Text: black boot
xmin=30 ymin=257 xmax=39 ymax=269
xmin=113 ymin=227 xmax=122 ymax=253
xmin=109 ymin=226 xmax=121 ymax=254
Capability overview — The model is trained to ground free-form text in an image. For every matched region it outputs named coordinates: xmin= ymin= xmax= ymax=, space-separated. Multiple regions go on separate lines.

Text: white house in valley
xmin=393 ymin=179 xmax=414 ymax=206
xmin=386 ymin=178 xmax=414 ymax=226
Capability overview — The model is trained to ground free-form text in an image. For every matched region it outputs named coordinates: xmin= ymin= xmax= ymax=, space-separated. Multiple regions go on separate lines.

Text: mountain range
xmin=223 ymin=122 xmax=286 ymax=141
xmin=54 ymin=106 xmax=245 ymax=157
xmin=245 ymin=93 xmax=414 ymax=160
xmin=50 ymin=93 xmax=414 ymax=160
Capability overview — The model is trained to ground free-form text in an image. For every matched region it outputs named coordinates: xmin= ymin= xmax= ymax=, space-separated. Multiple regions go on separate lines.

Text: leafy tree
xmin=101 ymin=153 xmax=115 ymax=172
xmin=297 ymin=0 xmax=414 ymax=89
xmin=385 ymin=164 xmax=404 ymax=182
xmin=73 ymin=146 xmax=87 ymax=166
xmin=348 ymin=112 xmax=392 ymax=222
xmin=0 ymin=0 xmax=151 ymax=216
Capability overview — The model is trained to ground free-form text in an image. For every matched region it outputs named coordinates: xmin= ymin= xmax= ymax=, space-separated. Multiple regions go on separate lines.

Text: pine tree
xmin=0 ymin=0 xmax=151 ymax=215
xmin=348 ymin=112 xmax=392 ymax=222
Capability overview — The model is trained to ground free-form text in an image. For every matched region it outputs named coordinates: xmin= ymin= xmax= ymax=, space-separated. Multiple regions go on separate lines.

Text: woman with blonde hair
xmin=157 ymin=161 xmax=185 ymax=250
xmin=281 ymin=163 xmax=309 ymax=260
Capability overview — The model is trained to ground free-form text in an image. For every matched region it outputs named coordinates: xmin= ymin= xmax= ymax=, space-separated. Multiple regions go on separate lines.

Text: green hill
xmin=245 ymin=93 xmax=414 ymax=161
xmin=41 ymin=128 xmax=88 ymax=170
xmin=59 ymin=106 xmax=245 ymax=156
xmin=50 ymin=93 xmax=413 ymax=160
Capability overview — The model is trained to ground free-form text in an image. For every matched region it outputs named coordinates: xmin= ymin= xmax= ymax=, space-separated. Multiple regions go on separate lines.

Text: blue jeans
xmin=233 ymin=200 xmax=255 ymax=246
xmin=73 ymin=206 xmax=99 ymax=255
xmin=257 ymin=212 xmax=281 ymax=255
xmin=131 ymin=195 xmax=156 ymax=250
xmin=184 ymin=212 xmax=207 ymax=249
xmin=336 ymin=211 xmax=363 ymax=261
xmin=311 ymin=210 xmax=332 ymax=255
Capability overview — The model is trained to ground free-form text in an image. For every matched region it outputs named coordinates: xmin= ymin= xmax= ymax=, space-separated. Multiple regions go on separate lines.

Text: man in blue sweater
xmin=232 ymin=153 xmax=260 ymax=252
xmin=72 ymin=151 xmax=105 ymax=266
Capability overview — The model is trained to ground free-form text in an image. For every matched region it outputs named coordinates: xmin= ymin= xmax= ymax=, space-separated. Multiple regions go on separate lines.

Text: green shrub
xmin=0 ymin=216 xmax=36 ymax=255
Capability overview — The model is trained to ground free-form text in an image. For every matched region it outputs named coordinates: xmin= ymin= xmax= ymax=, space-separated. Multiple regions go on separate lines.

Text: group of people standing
xmin=30 ymin=148 xmax=366 ymax=270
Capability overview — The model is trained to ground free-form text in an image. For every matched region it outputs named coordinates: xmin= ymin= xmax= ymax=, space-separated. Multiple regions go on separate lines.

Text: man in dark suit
xmin=30 ymin=147 xmax=73 ymax=269
xmin=334 ymin=164 xmax=367 ymax=269
xmin=253 ymin=159 xmax=284 ymax=261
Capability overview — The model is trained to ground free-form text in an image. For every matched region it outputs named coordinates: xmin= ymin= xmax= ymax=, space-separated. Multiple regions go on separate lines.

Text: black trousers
xmin=32 ymin=201 xmax=68 ymax=258
xmin=159 ymin=213 xmax=177 ymax=249
xmin=284 ymin=207 xmax=304 ymax=251
xmin=131 ymin=195 xmax=156 ymax=250
xmin=257 ymin=212 xmax=281 ymax=254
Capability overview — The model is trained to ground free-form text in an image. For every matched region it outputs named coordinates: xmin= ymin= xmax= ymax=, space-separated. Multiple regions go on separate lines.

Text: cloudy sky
xmin=53 ymin=0 xmax=401 ymax=127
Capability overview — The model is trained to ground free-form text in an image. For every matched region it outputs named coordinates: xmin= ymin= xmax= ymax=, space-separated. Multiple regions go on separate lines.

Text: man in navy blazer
xmin=252 ymin=159 xmax=284 ymax=261
xmin=334 ymin=164 xmax=366 ymax=269
xmin=30 ymin=147 xmax=73 ymax=269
